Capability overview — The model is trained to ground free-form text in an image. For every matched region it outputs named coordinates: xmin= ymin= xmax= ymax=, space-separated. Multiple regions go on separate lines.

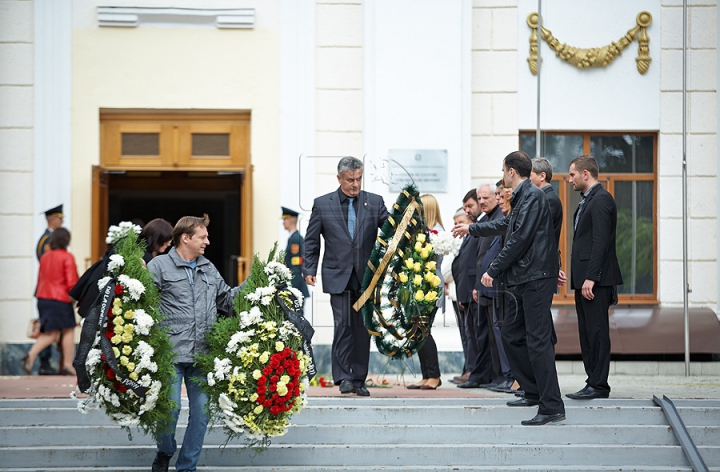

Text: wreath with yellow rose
xmin=353 ymin=184 xmax=441 ymax=359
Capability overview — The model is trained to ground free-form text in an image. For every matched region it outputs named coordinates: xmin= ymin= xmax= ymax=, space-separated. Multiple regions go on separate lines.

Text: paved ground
xmin=2 ymin=372 xmax=719 ymax=400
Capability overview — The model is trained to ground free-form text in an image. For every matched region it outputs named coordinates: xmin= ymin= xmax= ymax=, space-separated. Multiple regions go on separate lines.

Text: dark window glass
xmin=121 ymin=133 xmax=159 ymax=156
xmin=589 ymin=135 xmax=654 ymax=173
xmin=192 ymin=134 xmax=230 ymax=156
xmin=614 ymin=180 xmax=654 ymax=294
xmin=520 ymin=134 xmax=584 ymax=173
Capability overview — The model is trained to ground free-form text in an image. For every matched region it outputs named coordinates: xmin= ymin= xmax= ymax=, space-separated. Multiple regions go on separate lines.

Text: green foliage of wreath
xmin=357 ymin=184 xmax=440 ymax=359
xmin=76 ymin=231 xmax=177 ymax=441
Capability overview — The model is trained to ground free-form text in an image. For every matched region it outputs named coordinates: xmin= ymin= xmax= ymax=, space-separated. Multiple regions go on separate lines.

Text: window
xmin=520 ymin=132 xmax=657 ymax=304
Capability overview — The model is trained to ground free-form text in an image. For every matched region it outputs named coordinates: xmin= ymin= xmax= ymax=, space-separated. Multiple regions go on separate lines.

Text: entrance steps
xmin=1 ymin=398 xmax=718 ymax=471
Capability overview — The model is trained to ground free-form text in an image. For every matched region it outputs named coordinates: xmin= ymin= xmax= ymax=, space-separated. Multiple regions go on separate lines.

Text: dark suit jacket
xmin=542 ymin=185 xmax=563 ymax=247
xmin=570 ymin=184 xmax=623 ymax=289
xmin=452 ymin=217 xmax=480 ymax=305
xmin=473 ymin=205 xmax=503 ymax=302
xmin=303 ymin=188 xmax=389 ymax=294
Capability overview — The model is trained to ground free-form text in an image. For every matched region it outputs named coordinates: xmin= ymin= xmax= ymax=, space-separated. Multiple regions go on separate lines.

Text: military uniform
xmin=282 ymin=207 xmax=309 ymax=297
xmin=36 ymin=204 xmax=63 ymax=261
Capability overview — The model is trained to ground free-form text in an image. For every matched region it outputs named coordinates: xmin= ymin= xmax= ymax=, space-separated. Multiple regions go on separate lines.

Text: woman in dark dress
xmin=23 ymin=228 xmax=79 ymax=375
xmin=139 ymin=218 xmax=173 ymax=264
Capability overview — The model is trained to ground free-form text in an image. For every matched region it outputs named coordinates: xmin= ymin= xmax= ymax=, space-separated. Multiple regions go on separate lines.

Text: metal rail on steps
xmin=654 ymin=395 xmax=709 ymax=472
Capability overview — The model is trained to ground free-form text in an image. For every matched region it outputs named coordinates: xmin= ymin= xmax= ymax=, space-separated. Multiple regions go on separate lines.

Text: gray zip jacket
xmin=148 ymin=248 xmax=241 ymax=363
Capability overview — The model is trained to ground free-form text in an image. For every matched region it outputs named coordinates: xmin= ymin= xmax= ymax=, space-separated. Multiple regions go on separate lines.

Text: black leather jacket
xmin=468 ymin=179 xmax=558 ymax=286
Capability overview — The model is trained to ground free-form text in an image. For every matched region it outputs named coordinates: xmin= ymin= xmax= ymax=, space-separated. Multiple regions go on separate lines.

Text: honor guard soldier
xmin=282 ymin=207 xmax=309 ymax=299
xmin=37 ymin=204 xmax=64 ymax=261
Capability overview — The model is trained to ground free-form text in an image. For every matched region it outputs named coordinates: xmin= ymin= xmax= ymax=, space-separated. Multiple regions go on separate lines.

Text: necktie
xmin=574 ymin=194 xmax=586 ymax=231
xmin=348 ymin=197 xmax=356 ymax=238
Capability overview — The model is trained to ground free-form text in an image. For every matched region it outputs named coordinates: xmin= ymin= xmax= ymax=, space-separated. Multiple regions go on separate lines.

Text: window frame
xmin=520 ymin=131 xmax=658 ymax=305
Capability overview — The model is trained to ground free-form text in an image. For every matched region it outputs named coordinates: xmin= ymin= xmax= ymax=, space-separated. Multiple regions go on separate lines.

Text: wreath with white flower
xmin=73 ymin=223 xmax=176 ymax=440
xmin=196 ymin=245 xmax=315 ymax=448
xmin=353 ymin=184 xmax=439 ymax=359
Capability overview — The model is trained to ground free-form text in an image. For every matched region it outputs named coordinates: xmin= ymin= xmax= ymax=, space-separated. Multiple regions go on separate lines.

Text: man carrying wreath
xmin=148 ymin=214 xmax=243 ymax=472
xmin=303 ymin=157 xmax=389 ymax=397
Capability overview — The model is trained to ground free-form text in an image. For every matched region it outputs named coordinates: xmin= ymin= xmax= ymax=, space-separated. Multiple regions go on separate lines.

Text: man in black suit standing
xmin=451 ymin=189 xmax=484 ymax=387
xmin=303 ymin=157 xmax=389 ymax=397
xmin=453 ymin=151 xmax=565 ymax=426
xmin=566 ymin=155 xmax=623 ymax=400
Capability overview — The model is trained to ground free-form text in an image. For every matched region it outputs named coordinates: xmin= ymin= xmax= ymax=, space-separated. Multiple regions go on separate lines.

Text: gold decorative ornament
xmin=527 ymin=11 xmax=652 ymax=75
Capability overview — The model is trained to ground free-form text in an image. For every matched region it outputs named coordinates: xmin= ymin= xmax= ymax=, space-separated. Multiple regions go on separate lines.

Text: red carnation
xmin=263 ymin=400 xmax=272 ymax=408
xmin=106 ymin=369 xmax=116 ymax=380
xmin=115 ymin=285 xmax=124 ymax=295
xmin=105 ymin=331 xmax=114 ymax=340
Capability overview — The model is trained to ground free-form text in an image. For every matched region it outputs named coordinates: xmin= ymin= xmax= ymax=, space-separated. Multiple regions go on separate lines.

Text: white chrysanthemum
xmin=107 ymin=254 xmax=125 ymax=273
xmin=207 ymin=372 xmax=216 ymax=387
xmin=226 ymin=329 xmax=255 ymax=353
xmin=218 ymin=392 xmax=237 ymax=412
xmin=105 ymin=221 xmax=142 ymax=244
xmin=239 ymin=305 xmax=263 ymax=329
xmin=97 ymin=276 xmax=112 ymax=291
xmin=287 ymin=286 xmax=305 ymax=308
xmin=117 ymin=275 xmax=145 ymax=301
xmin=213 ymin=357 xmax=232 ymax=380
xmin=132 ymin=309 xmax=154 ymax=335
xmin=85 ymin=348 xmax=102 ymax=368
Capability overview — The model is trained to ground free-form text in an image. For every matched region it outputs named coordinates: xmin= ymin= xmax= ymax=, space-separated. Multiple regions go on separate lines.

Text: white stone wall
xmin=658 ymin=0 xmax=718 ymax=309
xmin=0 ymin=0 xmax=35 ymax=344
xmin=472 ymin=0 xmax=519 ymax=182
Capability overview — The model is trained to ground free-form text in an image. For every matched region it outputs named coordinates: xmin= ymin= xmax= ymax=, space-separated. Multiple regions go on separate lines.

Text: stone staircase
xmin=1 ymin=397 xmax=719 ymax=471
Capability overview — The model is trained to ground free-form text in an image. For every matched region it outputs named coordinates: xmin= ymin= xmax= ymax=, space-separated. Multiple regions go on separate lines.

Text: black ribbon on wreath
xmin=73 ymin=280 xmax=149 ymax=397
xmin=273 ymin=282 xmax=317 ymax=380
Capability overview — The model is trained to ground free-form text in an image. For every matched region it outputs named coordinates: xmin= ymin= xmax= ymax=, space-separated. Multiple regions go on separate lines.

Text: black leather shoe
xmin=521 ymin=412 xmax=566 ymax=426
xmin=488 ymin=379 xmax=514 ymax=393
xmin=478 ymin=382 xmax=495 ymax=388
xmin=339 ymin=379 xmax=355 ymax=394
xmin=513 ymin=389 xmax=525 ymax=397
xmin=456 ymin=380 xmax=481 ymax=389
xmin=566 ymin=385 xmax=609 ymax=400
xmin=507 ymin=397 xmax=539 ymax=407
xmin=406 ymin=383 xmax=424 ymax=390
xmin=355 ymin=385 xmax=370 ymax=396
xmin=151 ymin=451 xmax=172 ymax=472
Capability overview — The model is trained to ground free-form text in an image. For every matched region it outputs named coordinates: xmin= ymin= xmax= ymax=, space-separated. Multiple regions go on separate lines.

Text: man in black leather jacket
xmin=452 ymin=151 xmax=565 ymax=426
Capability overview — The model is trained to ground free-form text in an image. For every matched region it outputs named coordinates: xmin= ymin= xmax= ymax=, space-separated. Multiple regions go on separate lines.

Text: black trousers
xmin=501 ymin=277 xmax=564 ymax=415
xmin=462 ymin=301 xmax=493 ymax=384
xmin=330 ymin=288 xmax=370 ymax=388
xmin=418 ymin=334 xmax=440 ymax=379
xmin=574 ymin=286 xmax=613 ymax=393
xmin=452 ymin=300 xmax=469 ymax=374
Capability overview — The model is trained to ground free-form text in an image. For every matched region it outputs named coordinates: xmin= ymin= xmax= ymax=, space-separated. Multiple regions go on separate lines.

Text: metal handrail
xmin=652 ymin=395 xmax=708 ymax=472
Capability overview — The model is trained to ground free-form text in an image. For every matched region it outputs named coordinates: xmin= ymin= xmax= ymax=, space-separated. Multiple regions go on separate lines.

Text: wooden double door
xmin=92 ymin=112 xmax=253 ymax=284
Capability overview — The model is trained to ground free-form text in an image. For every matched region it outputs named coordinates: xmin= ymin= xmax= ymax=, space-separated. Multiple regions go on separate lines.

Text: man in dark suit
xmin=453 ymin=151 xmax=565 ymax=426
xmin=451 ymin=189 xmax=483 ymax=387
xmin=303 ymin=157 xmax=389 ymax=396
xmin=566 ymin=155 xmax=623 ymax=400
xmin=281 ymin=207 xmax=309 ymax=299
xmin=457 ymin=184 xmax=504 ymax=389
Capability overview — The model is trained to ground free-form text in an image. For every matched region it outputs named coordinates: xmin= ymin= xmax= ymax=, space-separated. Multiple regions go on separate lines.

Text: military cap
xmin=281 ymin=207 xmax=299 ymax=219
xmin=44 ymin=204 xmax=64 ymax=218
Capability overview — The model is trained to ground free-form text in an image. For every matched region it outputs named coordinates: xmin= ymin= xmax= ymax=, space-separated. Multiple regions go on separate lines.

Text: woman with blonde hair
xmin=407 ymin=194 xmax=445 ymax=390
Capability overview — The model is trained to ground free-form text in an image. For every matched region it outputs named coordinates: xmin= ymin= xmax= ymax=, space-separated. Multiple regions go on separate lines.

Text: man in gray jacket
xmin=148 ymin=214 xmax=242 ymax=472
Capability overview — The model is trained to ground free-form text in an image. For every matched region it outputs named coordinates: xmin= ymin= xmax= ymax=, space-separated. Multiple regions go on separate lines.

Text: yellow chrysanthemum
xmin=252 ymin=369 xmax=262 ymax=380
xmin=126 ymin=362 xmax=136 ymax=372
xmin=112 ymin=347 xmax=120 ymax=358
xmin=129 ymin=372 xmax=139 ymax=381
xmin=111 ymin=334 xmax=122 ymax=345
xmin=121 ymin=332 xmax=133 ymax=343
xmin=275 ymin=341 xmax=285 ymax=352
xmin=113 ymin=325 xmax=124 ymax=335
xmin=123 ymin=310 xmax=134 ymax=320
xmin=120 ymin=356 xmax=129 ymax=366
xmin=124 ymin=324 xmax=134 ymax=334
xmin=113 ymin=316 xmax=124 ymax=326
xmin=280 ymin=374 xmax=290 ymax=384
xmin=259 ymin=352 xmax=269 ymax=364
xmin=122 ymin=345 xmax=132 ymax=355
xmin=250 ymin=393 xmax=259 ymax=402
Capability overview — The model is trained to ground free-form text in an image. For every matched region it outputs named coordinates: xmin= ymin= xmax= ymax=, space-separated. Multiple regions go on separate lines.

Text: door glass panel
xmin=192 ymin=133 xmax=230 ymax=156
xmin=121 ymin=133 xmax=159 ymax=156
xmin=520 ymin=134 xmax=584 ymax=174
xmin=589 ymin=135 xmax=654 ymax=173
xmin=614 ymin=180 xmax=654 ymax=294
